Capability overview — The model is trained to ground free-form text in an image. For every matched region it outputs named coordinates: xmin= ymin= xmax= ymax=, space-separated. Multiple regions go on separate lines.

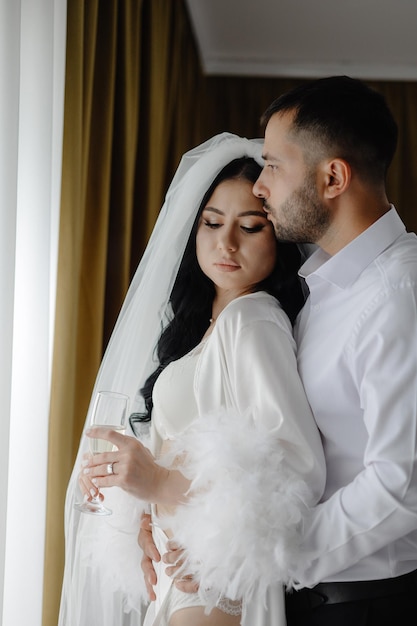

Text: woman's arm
xmin=161 ymin=301 xmax=325 ymax=604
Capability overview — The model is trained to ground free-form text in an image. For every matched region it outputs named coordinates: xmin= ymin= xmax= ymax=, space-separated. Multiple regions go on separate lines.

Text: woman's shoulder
xmin=219 ymin=292 xmax=292 ymax=331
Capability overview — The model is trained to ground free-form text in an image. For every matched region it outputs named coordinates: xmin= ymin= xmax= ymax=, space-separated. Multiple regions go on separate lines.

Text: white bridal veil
xmin=58 ymin=133 xmax=265 ymax=626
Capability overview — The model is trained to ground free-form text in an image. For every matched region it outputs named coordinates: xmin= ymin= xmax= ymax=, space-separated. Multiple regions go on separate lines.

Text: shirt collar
xmin=299 ymin=206 xmax=406 ymax=289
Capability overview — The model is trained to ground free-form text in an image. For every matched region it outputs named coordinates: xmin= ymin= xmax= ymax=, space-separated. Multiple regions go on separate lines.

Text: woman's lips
xmin=214 ymin=261 xmax=240 ymax=272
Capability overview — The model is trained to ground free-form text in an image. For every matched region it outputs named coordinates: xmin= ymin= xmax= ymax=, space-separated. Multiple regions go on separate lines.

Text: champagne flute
xmin=74 ymin=390 xmax=129 ymax=516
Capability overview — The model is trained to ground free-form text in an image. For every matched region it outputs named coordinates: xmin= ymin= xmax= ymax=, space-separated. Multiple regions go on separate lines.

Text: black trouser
xmin=286 ymin=570 xmax=417 ymax=626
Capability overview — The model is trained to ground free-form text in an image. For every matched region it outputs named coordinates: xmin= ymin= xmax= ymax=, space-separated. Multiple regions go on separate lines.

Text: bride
xmin=59 ymin=133 xmax=325 ymax=626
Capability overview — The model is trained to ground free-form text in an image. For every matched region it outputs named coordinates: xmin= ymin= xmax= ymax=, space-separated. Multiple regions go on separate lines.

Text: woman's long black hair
xmin=130 ymin=157 xmax=305 ymax=429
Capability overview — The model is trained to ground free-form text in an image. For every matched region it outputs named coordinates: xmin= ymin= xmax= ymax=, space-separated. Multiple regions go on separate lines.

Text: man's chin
xmin=273 ymin=227 xmax=309 ymax=245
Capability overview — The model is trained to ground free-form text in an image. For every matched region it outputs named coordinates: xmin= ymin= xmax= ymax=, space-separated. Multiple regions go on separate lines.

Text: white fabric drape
xmin=0 ymin=1 xmax=66 ymax=624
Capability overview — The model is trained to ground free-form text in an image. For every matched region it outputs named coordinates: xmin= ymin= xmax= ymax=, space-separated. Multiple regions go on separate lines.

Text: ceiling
xmin=185 ymin=0 xmax=417 ymax=82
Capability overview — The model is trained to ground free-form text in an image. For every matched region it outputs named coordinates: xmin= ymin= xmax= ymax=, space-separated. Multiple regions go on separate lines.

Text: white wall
xmin=0 ymin=1 xmax=66 ymax=624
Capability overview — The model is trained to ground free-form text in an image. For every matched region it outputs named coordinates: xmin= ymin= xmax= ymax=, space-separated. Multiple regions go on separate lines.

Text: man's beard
xmin=265 ymin=175 xmax=330 ymax=244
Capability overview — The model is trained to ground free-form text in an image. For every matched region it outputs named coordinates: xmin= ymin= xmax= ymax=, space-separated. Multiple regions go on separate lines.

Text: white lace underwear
xmin=164 ymin=585 xmax=242 ymax=620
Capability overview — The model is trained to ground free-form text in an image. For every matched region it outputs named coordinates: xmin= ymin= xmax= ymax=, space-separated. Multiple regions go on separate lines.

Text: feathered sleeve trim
xmin=60 ymin=433 xmax=151 ymax=625
xmin=157 ymin=407 xmax=314 ymax=609
xmin=75 ymin=487 xmax=149 ymax=612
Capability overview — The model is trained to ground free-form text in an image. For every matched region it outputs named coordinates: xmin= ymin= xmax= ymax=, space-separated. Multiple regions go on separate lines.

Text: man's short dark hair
xmin=262 ymin=76 xmax=398 ymax=184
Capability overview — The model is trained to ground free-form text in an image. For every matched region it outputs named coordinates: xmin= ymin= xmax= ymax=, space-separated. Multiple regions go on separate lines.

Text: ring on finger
xmin=106 ymin=462 xmax=114 ymax=475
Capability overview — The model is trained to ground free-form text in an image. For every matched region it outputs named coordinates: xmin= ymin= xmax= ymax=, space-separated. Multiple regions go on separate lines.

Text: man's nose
xmin=253 ymin=175 xmax=267 ymax=199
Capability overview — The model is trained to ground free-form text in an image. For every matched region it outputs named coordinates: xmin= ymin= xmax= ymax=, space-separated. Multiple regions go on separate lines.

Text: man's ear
xmin=322 ymin=158 xmax=350 ymax=198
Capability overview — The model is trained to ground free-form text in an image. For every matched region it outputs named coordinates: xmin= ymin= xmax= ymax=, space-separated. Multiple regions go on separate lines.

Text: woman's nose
xmin=218 ymin=228 xmax=237 ymax=251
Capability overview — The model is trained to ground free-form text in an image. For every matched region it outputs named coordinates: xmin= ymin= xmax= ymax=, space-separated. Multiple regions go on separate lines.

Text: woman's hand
xmin=78 ymin=453 xmax=102 ymax=502
xmin=83 ymin=426 xmax=191 ymax=505
xmin=83 ymin=427 xmax=167 ymax=501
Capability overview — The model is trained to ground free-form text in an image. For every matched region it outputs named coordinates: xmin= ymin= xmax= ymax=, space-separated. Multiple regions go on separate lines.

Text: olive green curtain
xmin=43 ymin=1 xmax=417 ymax=624
xmin=43 ymin=1 xmax=142 ymax=624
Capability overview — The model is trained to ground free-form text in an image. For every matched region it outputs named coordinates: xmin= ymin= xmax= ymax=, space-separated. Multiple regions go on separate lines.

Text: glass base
xmin=74 ymin=499 xmax=112 ymax=516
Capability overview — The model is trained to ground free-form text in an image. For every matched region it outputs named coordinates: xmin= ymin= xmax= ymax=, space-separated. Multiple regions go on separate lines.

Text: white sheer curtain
xmin=0 ymin=1 xmax=67 ymax=625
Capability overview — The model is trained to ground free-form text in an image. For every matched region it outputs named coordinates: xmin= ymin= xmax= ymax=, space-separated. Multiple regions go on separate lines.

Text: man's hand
xmin=163 ymin=541 xmax=200 ymax=593
xmin=138 ymin=514 xmax=199 ymax=597
xmin=138 ymin=513 xmax=160 ymax=601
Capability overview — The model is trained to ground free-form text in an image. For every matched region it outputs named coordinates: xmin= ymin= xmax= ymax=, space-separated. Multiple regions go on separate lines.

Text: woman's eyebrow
xmin=202 ymin=206 xmax=224 ymax=215
xmin=203 ymin=207 xmax=267 ymax=219
xmin=238 ymin=210 xmax=268 ymax=218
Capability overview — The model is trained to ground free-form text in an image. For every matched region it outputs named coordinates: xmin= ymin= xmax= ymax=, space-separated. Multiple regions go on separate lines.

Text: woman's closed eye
xmin=203 ymin=220 xmax=222 ymax=229
xmin=241 ymin=224 xmax=266 ymax=234
xmin=203 ymin=220 xmax=267 ymax=234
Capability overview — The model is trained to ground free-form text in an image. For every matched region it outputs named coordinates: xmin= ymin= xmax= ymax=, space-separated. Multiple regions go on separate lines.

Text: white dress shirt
xmin=294 ymin=207 xmax=417 ymax=587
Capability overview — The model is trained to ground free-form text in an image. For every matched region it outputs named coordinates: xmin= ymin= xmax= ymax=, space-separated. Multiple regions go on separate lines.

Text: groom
xmin=140 ymin=76 xmax=417 ymax=626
